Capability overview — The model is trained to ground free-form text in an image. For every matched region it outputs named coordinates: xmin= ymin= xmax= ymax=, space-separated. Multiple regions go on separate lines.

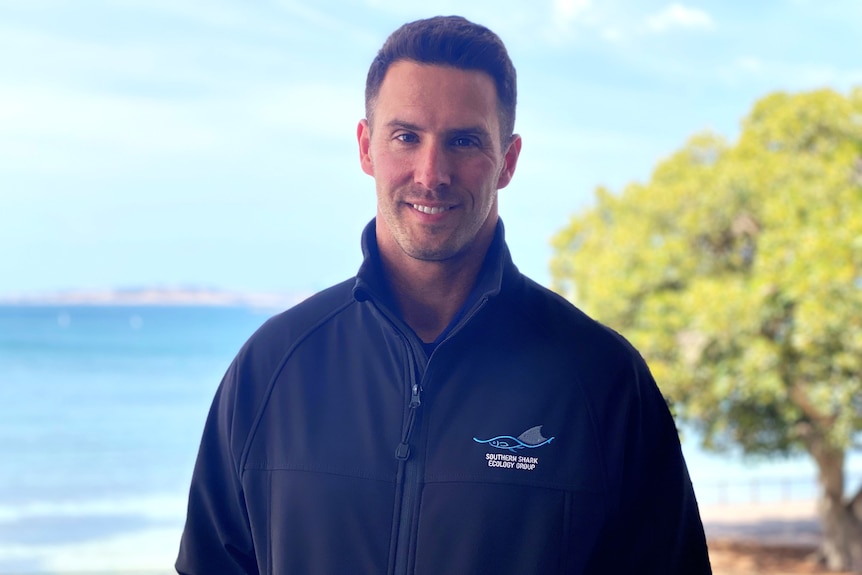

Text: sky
xmin=2 ymin=0 xmax=860 ymax=297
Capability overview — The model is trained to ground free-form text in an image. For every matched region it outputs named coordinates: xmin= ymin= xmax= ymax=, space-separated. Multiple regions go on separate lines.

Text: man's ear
xmin=496 ymin=134 xmax=522 ymax=189
xmin=357 ymin=119 xmax=374 ymax=176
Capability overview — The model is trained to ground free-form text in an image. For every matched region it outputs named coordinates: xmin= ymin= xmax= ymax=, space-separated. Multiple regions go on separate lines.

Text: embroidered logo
xmin=474 ymin=426 xmax=554 ymax=472
xmin=473 ymin=425 xmax=554 ymax=452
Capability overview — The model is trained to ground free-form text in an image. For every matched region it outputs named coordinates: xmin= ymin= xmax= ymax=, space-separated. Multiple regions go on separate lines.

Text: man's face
xmin=357 ymin=61 xmax=521 ymax=263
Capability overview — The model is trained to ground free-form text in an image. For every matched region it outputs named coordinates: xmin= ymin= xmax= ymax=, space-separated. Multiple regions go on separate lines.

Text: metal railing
xmin=695 ymin=472 xmax=862 ymax=506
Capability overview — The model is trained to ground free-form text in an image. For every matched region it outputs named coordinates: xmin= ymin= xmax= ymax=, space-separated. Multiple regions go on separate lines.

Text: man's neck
xmin=378 ymin=236 xmax=493 ymax=344
xmin=384 ymin=260 xmax=479 ymax=343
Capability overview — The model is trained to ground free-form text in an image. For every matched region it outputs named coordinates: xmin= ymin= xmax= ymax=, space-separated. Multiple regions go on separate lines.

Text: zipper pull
xmin=395 ymin=384 xmax=423 ymax=461
xmin=410 ymin=383 xmax=422 ymax=408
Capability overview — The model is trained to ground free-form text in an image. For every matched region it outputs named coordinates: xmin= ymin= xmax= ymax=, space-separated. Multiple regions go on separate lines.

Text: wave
xmin=0 ymin=494 xmax=187 ymax=524
xmin=0 ymin=524 xmax=182 ymax=573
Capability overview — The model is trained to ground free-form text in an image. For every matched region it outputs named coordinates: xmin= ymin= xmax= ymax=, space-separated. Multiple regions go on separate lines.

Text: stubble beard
xmin=380 ymin=187 xmax=497 ymax=264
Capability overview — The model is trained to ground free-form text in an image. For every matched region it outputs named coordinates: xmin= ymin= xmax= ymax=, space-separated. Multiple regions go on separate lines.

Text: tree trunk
xmin=811 ymin=445 xmax=862 ymax=572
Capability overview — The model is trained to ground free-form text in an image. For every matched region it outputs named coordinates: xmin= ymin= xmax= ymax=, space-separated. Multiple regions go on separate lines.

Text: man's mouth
xmin=411 ymin=204 xmax=451 ymax=215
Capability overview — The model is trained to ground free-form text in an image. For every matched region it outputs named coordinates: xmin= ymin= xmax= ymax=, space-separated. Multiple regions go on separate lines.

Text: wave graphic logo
xmin=473 ymin=425 xmax=554 ymax=452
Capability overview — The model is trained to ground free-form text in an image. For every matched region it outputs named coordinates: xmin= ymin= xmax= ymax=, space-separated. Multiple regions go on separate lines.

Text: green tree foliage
xmin=551 ymin=88 xmax=862 ymax=570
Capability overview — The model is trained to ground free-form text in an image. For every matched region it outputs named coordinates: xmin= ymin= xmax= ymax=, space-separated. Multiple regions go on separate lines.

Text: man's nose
xmin=414 ymin=143 xmax=451 ymax=190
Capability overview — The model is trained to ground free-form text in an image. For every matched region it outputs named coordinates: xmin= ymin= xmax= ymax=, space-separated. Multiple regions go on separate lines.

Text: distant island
xmin=0 ymin=286 xmax=307 ymax=309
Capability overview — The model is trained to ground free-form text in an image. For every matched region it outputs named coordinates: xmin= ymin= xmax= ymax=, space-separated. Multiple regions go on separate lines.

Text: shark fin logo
xmin=473 ymin=425 xmax=554 ymax=452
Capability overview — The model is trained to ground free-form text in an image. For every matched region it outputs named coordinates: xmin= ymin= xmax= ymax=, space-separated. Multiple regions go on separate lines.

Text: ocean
xmin=0 ymin=305 xmax=267 ymax=574
xmin=1 ymin=304 xmax=859 ymax=573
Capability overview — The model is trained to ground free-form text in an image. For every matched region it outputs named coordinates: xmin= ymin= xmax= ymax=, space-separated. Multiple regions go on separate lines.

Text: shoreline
xmin=0 ymin=288 xmax=307 ymax=309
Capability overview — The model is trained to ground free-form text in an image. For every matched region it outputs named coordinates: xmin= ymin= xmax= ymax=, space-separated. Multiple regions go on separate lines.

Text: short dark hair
xmin=365 ymin=15 xmax=517 ymax=141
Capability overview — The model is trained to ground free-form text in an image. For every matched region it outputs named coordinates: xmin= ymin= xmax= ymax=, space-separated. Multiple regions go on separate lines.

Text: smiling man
xmin=177 ymin=16 xmax=711 ymax=574
xmin=357 ymin=58 xmax=520 ymax=343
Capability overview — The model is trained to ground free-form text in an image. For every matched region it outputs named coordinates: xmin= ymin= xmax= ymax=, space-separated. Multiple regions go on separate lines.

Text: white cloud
xmin=736 ymin=57 xmax=763 ymax=73
xmin=115 ymin=0 xmax=349 ymax=38
xmin=553 ymin=0 xmax=592 ymax=24
xmin=600 ymin=27 xmax=624 ymax=42
xmin=543 ymin=0 xmax=601 ymax=43
xmin=246 ymin=82 xmax=364 ymax=138
xmin=0 ymin=82 xmax=222 ymax=178
xmin=0 ymin=78 xmax=361 ymax=178
xmin=0 ymin=11 xmax=369 ymax=179
xmin=646 ymin=3 xmax=714 ymax=33
xmin=716 ymin=57 xmax=862 ymax=89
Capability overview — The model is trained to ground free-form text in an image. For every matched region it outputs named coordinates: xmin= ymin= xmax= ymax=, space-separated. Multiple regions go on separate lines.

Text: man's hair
xmin=365 ymin=15 xmax=517 ymax=141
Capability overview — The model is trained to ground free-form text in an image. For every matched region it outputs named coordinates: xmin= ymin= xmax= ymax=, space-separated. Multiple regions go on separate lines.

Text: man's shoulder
xmin=507 ymin=273 xmax=661 ymax=413
xmin=229 ymin=278 xmax=356 ymax=376
xmin=208 ymin=279 xmax=358 ymax=453
xmin=512 ymin=275 xmax=606 ymax=331
xmin=248 ymin=278 xmax=356 ymax=349
xmin=508 ymin=273 xmax=639 ymax=359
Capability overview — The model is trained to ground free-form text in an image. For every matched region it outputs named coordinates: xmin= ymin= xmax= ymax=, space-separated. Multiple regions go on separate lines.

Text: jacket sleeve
xmin=175 ymin=359 xmax=260 ymax=575
xmin=587 ymin=355 xmax=712 ymax=574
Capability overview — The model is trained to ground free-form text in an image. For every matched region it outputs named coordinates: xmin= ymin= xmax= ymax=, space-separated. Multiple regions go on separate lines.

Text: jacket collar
xmin=351 ymin=218 xmax=516 ymax=308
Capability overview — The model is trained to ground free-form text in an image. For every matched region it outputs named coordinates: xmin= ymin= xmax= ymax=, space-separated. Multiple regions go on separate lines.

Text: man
xmin=177 ymin=16 xmax=711 ymax=574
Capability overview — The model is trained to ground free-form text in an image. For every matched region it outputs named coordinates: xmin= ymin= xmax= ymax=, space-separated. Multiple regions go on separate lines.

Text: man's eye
xmin=452 ymin=137 xmax=478 ymax=147
xmin=396 ymin=133 xmax=418 ymax=143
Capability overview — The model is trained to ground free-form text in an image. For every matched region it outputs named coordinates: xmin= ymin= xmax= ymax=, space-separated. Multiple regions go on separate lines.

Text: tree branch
xmin=788 ymin=384 xmax=836 ymax=431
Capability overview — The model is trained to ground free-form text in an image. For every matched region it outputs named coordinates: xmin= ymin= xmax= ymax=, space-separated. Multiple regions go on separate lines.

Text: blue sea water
xmin=0 ymin=304 xmax=859 ymax=573
xmin=0 ymin=305 xmax=268 ymax=573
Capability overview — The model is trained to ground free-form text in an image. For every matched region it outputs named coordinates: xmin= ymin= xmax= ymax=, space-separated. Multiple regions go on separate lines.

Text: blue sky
xmin=2 ymin=0 xmax=860 ymax=297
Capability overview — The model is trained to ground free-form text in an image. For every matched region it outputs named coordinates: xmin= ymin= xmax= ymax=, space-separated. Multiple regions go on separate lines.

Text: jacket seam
xmin=237 ymin=296 xmax=358 ymax=477
xmin=421 ymin=476 xmax=604 ymax=493
xmin=503 ymin=287 xmax=617 ymax=514
xmin=574 ymin=362 xmax=622 ymax=517
xmin=244 ymin=463 xmax=395 ymax=483
xmin=266 ymin=469 xmax=272 ymax=575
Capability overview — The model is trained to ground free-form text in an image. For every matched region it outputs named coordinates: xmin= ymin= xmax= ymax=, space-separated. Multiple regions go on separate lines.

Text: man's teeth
xmin=413 ymin=204 xmax=448 ymax=215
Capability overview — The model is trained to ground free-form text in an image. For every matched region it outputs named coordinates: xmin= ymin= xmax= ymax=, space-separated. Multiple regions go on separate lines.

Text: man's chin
xmin=399 ymin=240 xmax=463 ymax=263
xmin=404 ymin=248 xmax=457 ymax=262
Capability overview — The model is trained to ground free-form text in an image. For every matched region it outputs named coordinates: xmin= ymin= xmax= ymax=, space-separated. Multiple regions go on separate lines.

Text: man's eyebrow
xmin=385 ymin=119 xmax=423 ymax=132
xmin=448 ymin=125 xmax=492 ymax=137
xmin=384 ymin=120 xmax=492 ymax=138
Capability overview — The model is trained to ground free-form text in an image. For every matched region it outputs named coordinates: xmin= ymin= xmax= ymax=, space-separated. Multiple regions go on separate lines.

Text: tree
xmin=551 ymin=88 xmax=862 ymax=571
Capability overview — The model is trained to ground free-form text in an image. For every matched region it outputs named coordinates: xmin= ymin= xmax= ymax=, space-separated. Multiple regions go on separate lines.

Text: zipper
xmin=389 ymin=338 xmax=424 ymax=575
xmin=395 ymin=382 xmax=422 ymax=460
xmin=456 ymin=296 xmax=489 ymax=335
xmin=429 ymin=297 xmax=490 ymax=360
xmin=386 ymin=296 xmax=489 ymax=574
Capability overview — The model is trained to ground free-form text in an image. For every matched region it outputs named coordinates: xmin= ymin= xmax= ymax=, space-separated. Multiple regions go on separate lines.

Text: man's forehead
xmin=378 ymin=60 xmax=496 ymax=94
xmin=372 ymin=61 xmax=500 ymax=131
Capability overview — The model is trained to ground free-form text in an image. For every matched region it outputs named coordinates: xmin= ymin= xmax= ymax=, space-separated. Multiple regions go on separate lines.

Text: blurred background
xmin=1 ymin=1 xmax=860 ymax=573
